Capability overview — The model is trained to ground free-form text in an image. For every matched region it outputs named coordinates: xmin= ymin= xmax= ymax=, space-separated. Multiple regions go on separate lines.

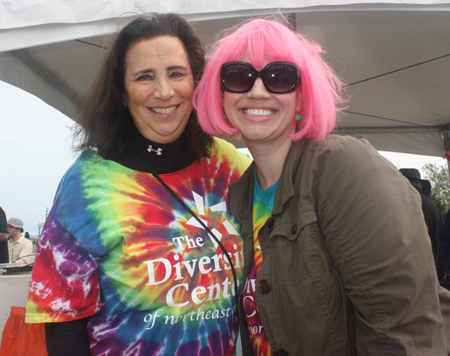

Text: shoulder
xmin=56 ymin=151 xmax=124 ymax=196
xmin=305 ymin=134 xmax=377 ymax=156
xmin=421 ymin=193 xmax=442 ymax=218
xmin=209 ymin=137 xmax=252 ymax=172
xmin=301 ymin=134 xmax=392 ymax=174
xmin=18 ymin=235 xmax=31 ymax=245
xmin=211 ymin=137 xmax=243 ymax=156
xmin=298 ymin=134 xmax=412 ymax=199
xmin=59 ymin=151 xmax=101 ymax=182
xmin=65 ymin=151 xmax=107 ymax=174
xmin=52 ymin=151 xmax=125 ymax=223
xmin=50 ymin=152 xmax=129 ymax=253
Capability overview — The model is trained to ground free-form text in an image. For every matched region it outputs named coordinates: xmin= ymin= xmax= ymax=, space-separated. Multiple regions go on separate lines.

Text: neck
xmin=245 ymin=138 xmax=292 ymax=190
xmin=11 ymin=233 xmax=21 ymax=243
xmin=104 ymin=124 xmax=196 ymax=174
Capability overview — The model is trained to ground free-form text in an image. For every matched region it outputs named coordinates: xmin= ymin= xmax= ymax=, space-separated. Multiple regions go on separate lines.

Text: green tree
xmin=423 ymin=163 xmax=450 ymax=218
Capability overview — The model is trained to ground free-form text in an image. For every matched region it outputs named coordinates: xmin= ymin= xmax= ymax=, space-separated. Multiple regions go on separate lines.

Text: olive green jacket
xmin=230 ymin=135 xmax=449 ymax=356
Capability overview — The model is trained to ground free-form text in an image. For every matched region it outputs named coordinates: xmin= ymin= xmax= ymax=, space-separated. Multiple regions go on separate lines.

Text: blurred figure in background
xmin=400 ymin=168 xmax=444 ymax=279
xmin=439 ymin=209 xmax=450 ymax=289
xmin=0 ymin=206 xmax=8 ymax=263
xmin=7 ymin=217 xmax=32 ymax=264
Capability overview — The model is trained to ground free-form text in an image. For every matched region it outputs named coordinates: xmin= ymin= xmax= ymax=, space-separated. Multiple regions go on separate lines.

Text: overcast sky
xmin=0 ymin=80 xmax=447 ymax=234
xmin=0 ymin=81 xmax=75 ymax=235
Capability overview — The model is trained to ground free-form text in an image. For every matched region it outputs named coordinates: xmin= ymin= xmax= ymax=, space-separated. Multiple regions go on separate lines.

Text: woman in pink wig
xmin=194 ymin=16 xmax=449 ymax=356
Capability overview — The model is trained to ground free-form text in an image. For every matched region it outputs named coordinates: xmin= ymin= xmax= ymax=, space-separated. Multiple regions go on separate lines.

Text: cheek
xmin=126 ymin=86 xmax=146 ymax=106
xmin=282 ymin=93 xmax=300 ymax=114
xmin=222 ymin=92 xmax=238 ymax=113
xmin=177 ymin=80 xmax=194 ymax=100
xmin=222 ymin=94 xmax=242 ymax=129
xmin=182 ymin=87 xmax=194 ymax=114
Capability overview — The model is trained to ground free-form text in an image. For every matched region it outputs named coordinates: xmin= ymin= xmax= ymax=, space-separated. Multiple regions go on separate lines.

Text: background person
xmin=399 ymin=168 xmax=444 ymax=279
xmin=26 ymin=14 xmax=250 ymax=356
xmin=194 ymin=16 xmax=449 ymax=356
xmin=7 ymin=217 xmax=33 ymax=264
xmin=440 ymin=209 xmax=450 ymax=289
xmin=0 ymin=206 xmax=8 ymax=263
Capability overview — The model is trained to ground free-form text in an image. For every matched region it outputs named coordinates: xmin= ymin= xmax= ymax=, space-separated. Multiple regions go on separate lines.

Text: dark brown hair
xmin=75 ymin=13 xmax=213 ymax=159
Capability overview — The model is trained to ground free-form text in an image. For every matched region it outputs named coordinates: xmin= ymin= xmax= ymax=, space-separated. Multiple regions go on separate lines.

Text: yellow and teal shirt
xmin=241 ymin=172 xmax=279 ymax=355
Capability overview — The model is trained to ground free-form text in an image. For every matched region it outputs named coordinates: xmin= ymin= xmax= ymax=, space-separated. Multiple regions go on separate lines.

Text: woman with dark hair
xmin=26 ymin=13 xmax=250 ymax=356
xmin=75 ymin=13 xmax=211 ymax=161
xmin=194 ymin=16 xmax=450 ymax=356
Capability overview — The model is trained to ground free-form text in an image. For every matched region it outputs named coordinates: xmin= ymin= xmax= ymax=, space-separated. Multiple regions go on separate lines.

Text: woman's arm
xmin=316 ymin=137 xmax=447 ymax=355
xmin=45 ymin=318 xmax=91 ymax=356
xmin=26 ymin=212 xmax=101 ymax=356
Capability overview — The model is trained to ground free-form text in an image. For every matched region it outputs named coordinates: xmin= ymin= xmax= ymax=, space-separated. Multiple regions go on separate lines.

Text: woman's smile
xmin=149 ymin=105 xmax=179 ymax=115
xmin=242 ymin=108 xmax=276 ymax=117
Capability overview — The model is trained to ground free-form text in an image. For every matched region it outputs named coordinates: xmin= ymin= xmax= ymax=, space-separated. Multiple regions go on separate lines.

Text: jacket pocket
xmin=271 ymin=206 xmax=319 ymax=286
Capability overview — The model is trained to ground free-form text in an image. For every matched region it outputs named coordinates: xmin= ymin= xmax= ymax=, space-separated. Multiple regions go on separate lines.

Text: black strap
xmin=131 ymin=153 xmax=239 ymax=307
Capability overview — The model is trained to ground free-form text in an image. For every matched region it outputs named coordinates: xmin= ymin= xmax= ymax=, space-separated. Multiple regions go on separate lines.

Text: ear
xmin=122 ymin=96 xmax=128 ymax=107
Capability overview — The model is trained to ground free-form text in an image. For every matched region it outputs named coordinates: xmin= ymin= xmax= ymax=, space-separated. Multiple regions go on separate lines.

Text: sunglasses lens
xmin=222 ymin=63 xmax=255 ymax=93
xmin=222 ymin=62 xmax=299 ymax=93
xmin=262 ymin=63 xmax=298 ymax=93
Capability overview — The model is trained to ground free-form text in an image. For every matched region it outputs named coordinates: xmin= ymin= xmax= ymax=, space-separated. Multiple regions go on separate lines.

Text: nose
xmin=247 ymin=78 xmax=270 ymax=100
xmin=154 ymin=76 xmax=175 ymax=100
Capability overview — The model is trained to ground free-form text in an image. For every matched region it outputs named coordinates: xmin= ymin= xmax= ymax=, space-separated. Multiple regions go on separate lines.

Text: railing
xmin=0 ymin=254 xmax=36 ymax=275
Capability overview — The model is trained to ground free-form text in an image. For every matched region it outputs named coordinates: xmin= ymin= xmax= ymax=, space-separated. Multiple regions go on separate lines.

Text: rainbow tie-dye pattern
xmin=241 ymin=174 xmax=278 ymax=355
xmin=26 ymin=139 xmax=250 ymax=356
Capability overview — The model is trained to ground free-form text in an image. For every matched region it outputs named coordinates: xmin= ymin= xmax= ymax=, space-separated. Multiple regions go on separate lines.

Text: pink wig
xmin=193 ymin=17 xmax=346 ymax=142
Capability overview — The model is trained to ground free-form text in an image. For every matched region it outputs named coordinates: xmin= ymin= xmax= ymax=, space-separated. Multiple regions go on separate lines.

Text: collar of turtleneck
xmin=109 ymin=125 xmax=196 ymax=174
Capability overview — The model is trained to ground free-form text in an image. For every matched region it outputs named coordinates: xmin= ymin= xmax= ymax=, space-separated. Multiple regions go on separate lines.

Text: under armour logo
xmin=147 ymin=145 xmax=162 ymax=155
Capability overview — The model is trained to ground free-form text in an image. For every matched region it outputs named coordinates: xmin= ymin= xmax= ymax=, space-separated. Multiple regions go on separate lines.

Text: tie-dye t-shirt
xmin=241 ymin=174 xmax=278 ymax=355
xmin=26 ymin=138 xmax=250 ymax=356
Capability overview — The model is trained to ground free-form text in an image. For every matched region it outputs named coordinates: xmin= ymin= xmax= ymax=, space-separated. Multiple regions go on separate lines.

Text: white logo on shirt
xmin=147 ymin=145 xmax=162 ymax=155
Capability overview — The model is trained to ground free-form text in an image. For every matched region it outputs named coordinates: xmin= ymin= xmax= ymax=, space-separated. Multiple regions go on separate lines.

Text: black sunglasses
xmin=221 ymin=61 xmax=300 ymax=94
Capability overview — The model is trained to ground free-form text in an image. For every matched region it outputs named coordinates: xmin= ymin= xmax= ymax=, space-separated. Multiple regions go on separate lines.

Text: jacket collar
xmin=272 ymin=139 xmax=307 ymax=215
xmin=230 ymin=139 xmax=307 ymax=236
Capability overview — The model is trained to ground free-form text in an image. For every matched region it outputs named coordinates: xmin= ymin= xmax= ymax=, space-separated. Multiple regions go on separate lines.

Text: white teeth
xmin=151 ymin=106 xmax=176 ymax=114
xmin=243 ymin=109 xmax=274 ymax=117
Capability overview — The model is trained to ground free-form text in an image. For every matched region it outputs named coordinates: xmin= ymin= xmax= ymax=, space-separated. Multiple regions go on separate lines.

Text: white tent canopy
xmin=1 ymin=0 xmax=450 ymax=156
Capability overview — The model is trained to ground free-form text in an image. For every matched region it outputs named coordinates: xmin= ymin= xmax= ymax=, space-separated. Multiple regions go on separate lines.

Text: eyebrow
xmin=167 ymin=65 xmax=189 ymax=71
xmin=131 ymin=65 xmax=189 ymax=76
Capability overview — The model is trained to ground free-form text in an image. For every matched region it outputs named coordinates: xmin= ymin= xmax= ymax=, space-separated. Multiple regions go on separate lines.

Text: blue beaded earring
xmin=295 ymin=113 xmax=302 ymax=121
xmin=223 ymin=113 xmax=228 ymax=120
